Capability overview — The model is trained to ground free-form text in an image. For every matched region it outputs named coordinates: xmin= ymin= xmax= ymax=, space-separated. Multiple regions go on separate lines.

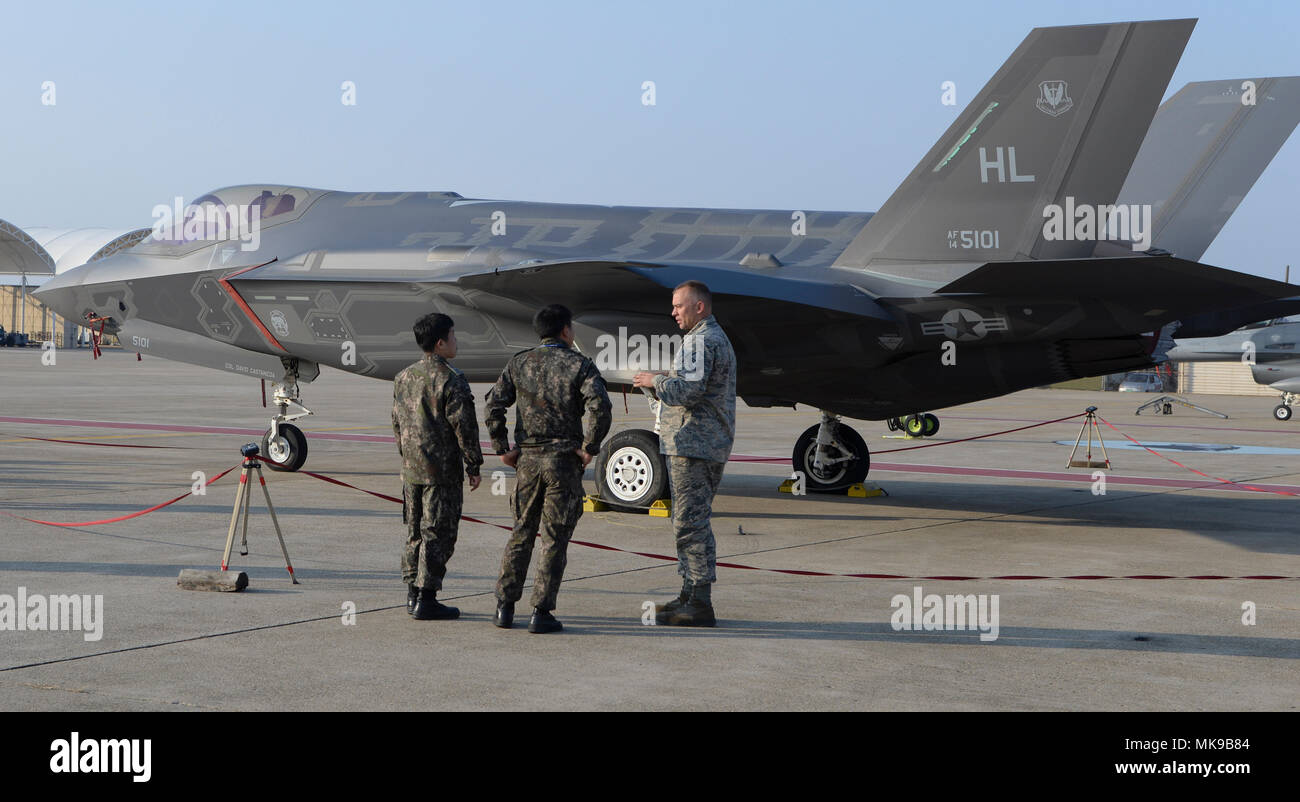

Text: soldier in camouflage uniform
xmin=486 ymin=304 xmax=612 ymax=634
xmin=634 ymin=280 xmax=736 ymax=627
xmin=392 ymin=313 xmax=483 ymax=620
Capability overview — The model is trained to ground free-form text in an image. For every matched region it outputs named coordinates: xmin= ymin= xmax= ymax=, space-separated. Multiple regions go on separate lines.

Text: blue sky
xmin=2 ymin=0 xmax=1297 ymax=278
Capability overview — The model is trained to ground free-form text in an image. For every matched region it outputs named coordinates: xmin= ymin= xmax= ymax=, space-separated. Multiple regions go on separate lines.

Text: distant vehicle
xmin=1118 ymin=373 xmax=1165 ymax=392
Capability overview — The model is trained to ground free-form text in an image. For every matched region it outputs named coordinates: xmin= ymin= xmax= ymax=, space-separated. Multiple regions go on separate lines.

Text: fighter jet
xmin=34 ymin=19 xmax=1300 ymax=503
xmin=1167 ymin=317 xmax=1300 ymax=421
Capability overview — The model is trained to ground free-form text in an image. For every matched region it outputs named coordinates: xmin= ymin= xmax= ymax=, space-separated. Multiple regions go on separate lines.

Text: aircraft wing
xmin=457 ymin=259 xmax=892 ymax=320
xmin=457 ymin=259 xmax=898 ymax=388
xmin=935 ymin=255 xmax=1297 ymax=311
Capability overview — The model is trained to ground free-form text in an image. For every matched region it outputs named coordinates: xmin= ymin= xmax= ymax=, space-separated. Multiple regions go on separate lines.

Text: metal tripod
xmin=1067 ymin=406 xmax=1111 ymax=470
xmin=221 ymin=452 xmax=299 ymax=584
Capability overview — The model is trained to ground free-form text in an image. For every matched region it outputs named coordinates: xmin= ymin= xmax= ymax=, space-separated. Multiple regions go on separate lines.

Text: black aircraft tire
xmin=263 ymin=423 xmax=309 ymax=472
xmin=1274 ymin=405 xmax=1293 ymax=422
xmin=904 ymin=414 xmax=926 ymax=437
xmin=595 ymin=429 xmax=669 ymax=510
xmin=922 ymin=413 xmax=940 ymax=437
xmin=792 ymin=422 xmax=870 ymax=493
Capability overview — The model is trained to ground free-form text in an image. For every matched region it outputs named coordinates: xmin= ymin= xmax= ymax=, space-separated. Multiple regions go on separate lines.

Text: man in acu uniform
xmin=392 ymin=312 xmax=483 ymax=620
xmin=486 ymin=304 xmax=612 ymax=634
xmin=634 ymin=280 xmax=736 ymax=627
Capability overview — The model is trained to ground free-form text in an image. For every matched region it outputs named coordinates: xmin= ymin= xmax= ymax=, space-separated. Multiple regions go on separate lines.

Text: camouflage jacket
xmin=392 ymin=354 xmax=483 ymax=484
xmin=653 ymin=315 xmax=737 ymax=463
xmin=485 ymin=338 xmax=613 ymax=455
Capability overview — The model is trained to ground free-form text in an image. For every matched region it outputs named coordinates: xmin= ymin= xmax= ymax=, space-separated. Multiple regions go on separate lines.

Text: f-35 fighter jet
xmin=35 ymin=19 xmax=1300 ymax=501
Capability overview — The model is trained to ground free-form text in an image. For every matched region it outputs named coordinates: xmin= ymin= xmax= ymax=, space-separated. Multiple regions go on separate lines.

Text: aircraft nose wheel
xmin=262 ymin=423 xmax=309 ymax=472
xmin=1274 ymin=404 xmax=1292 ymax=422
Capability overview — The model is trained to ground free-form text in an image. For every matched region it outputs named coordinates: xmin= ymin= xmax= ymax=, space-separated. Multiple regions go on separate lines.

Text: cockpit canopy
xmin=133 ymin=185 xmax=327 ymax=256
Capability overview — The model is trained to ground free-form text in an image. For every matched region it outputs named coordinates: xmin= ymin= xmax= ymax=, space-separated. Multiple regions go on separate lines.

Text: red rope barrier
xmin=5 ymin=465 xmax=239 ymax=528
xmin=1097 ymin=416 xmax=1300 ymax=499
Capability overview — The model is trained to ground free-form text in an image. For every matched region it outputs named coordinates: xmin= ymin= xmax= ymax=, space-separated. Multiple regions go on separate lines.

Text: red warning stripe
xmin=217 ymin=260 xmax=286 ymax=353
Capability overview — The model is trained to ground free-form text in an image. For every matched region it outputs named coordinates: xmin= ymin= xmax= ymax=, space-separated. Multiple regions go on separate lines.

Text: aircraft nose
xmin=33 ymin=269 xmax=76 ymax=318
xmin=33 ymin=261 xmax=101 ymax=324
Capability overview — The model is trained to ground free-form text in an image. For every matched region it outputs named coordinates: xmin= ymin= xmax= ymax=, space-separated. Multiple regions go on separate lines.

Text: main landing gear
xmin=1274 ymin=392 xmax=1297 ymax=422
xmin=792 ymin=411 xmax=870 ymax=493
xmin=595 ymin=429 xmax=669 ymax=508
xmin=886 ymin=413 xmax=940 ymax=438
xmin=261 ymin=359 xmax=313 ymax=472
xmin=595 ymin=388 xmax=670 ymax=509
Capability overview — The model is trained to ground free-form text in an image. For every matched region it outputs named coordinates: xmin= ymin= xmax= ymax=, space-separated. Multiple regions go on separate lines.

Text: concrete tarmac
xmin=1 ymin=349 xmax=1296 ymax=710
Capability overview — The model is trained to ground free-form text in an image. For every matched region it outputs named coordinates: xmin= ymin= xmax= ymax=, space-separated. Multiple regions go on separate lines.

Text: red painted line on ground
xmin=11 ymin=417 xmax=1300 ymax=494
xmin=940 ymin=413 xmax=1288 ymax=436
xmin=7 ymin=458 xmax=1294 ymax=580
xmin=0 ymin=416 xmax=391 ymax=443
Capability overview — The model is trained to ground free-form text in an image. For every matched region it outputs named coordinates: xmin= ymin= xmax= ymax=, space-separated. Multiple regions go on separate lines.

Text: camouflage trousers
xmin=667 ymin=456 xmax=725 ymax=584
xmin=401 ymin=482 xmax=463 ymax=591
xmin=496 ymin=450 xmax=584 ymax=611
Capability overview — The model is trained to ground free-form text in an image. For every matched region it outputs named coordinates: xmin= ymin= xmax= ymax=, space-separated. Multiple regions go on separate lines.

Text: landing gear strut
xmin=792 ymin=411 xmax=869 ymax=492
xmin=262 ymin=358 xmax=313 ymax=472
xmin=1274 ymin=392 xmax=1296 ymax=422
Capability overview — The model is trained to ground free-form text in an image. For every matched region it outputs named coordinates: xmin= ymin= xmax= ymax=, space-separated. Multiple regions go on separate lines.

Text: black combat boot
xmin=406 ymin=584 xmax=420 ymax=615
xmin=412 ymin=588 xmax=460 ymax=620
xmin=528 ymin=607 xmax=563 ymax=634
xmin=654 ymin=578 xmax=693 ymax=623
xmin=665 ymin=582 xmax=716 ymax=627
xmin=494 ymin=600 xmax=515 ymax=629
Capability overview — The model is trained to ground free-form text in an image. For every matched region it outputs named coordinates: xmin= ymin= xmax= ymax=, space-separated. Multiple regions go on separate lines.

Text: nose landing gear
xmin=1274 ymin=392 xmax=1296 ymax=422
xmin=261 ymin=359 xmax=313 ymax=472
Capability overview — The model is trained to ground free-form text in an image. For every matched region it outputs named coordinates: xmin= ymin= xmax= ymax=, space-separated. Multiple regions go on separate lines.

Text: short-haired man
xmin=486 ymin=304 xmax=612 ymax=633
xmin=634 ymin=280 xmax=736 ymax=626
xmin=393 ymin=312 xmax=483 ymax=620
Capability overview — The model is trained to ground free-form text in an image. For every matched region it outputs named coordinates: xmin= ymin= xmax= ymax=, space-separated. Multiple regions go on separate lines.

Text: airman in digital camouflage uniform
xmin=392 ymin=313 xmax=483 ymax=621
xmin=634 ymin=280 xmax=736 ymax=627
xmin=486 ymin=304 xmax=612 ymax=634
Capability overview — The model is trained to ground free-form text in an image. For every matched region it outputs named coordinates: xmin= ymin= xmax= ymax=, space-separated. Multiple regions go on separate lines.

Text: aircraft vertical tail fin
xmin=1113 ymin=77 xmax=1300 ymax=261
xmin=834 ymin=19 xmax=1196 ymax=274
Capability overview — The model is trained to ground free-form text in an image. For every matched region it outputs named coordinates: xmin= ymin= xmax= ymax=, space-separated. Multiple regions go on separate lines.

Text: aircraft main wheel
xmin=922 ymin=413 xmax=940 ymax=437
xmin=595 ymin=429 xmax=668 ymax=509
xmin=262 ymin=423 xmax=309 ymax=472
xmin=904 ymin=414 xmax=926 ymax=437
xmin=792 ymin=422 xmax=869 ymax=492
xmin=1274 ymin=404 xmax=1293 ymax=422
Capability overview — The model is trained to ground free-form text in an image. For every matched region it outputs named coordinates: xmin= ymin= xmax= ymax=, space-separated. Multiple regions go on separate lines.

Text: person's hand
xmin=501 ymin=449 xmax=520 ymax=468
xmin=632 ymin=371 xmax=662 ymax=388
xmin=576 ymin=448 xmax=592 ymax=468
xmin=468 ymin=474 xmax=481 ymax=491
